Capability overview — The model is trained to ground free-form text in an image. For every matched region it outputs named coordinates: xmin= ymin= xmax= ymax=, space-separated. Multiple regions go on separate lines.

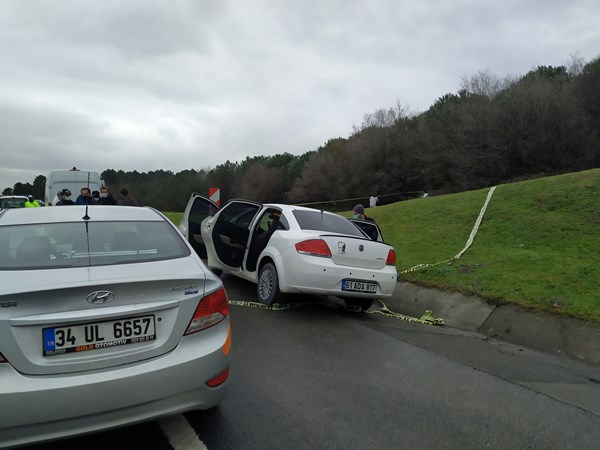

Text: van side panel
xmin=45 ymin=170 xmax=105 ymax=205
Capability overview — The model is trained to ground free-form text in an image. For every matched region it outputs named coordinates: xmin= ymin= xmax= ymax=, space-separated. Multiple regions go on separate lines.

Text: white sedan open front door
xmin=179 ymin=193 xmax=220 ymax=260
xmin=200 ymin=200 xmax=262 ymax=275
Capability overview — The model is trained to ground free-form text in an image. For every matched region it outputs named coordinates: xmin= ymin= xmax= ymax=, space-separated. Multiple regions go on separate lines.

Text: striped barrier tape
xmin=399 ymin=186 xmax=497 ymax=275
xmin=367 ymin=299 xmax=445 ymax=325
xmin=228 ymin=298 xmax=445 ymax=326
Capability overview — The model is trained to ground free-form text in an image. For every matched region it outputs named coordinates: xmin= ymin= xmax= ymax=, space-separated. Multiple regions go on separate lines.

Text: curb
xmin=391 ymin=281 xmax=600 ymax=367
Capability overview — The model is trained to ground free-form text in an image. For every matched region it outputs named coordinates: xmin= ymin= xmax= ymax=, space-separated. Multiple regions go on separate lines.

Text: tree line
xmin=8 ymin=55 xmax=600 ymax=212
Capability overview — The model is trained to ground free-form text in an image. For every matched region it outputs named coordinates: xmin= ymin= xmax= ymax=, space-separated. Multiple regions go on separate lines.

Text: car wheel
xmin=257 ymin=262 xmax=283 ymax=305
xmin=343 ymin=298 xmax=373 ymax=311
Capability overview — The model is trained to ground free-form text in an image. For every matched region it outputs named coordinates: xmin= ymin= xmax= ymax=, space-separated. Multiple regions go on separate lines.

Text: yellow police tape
xmin=398 ymin=186 xmax=497 ymax=275
xmin=227 ymin=299 xmax=445 ymax=326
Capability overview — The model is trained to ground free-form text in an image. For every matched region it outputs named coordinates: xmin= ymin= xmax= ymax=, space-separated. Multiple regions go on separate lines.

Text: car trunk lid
xmin=0 ymin=259 xmax=215 ymax=375
xmin=319 ymin=234 xmax=390 ymax=270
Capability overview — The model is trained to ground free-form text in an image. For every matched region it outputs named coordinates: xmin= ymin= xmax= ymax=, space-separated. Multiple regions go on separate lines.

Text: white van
xmin=45 ymin=168 xmax=105 ymax=205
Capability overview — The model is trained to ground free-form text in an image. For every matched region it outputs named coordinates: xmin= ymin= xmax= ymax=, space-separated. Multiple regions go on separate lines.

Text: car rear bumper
xmin=0 ymin=320 xmax=230 ymax=448
xmin=277 ymin=254 xmax=397 ymax=298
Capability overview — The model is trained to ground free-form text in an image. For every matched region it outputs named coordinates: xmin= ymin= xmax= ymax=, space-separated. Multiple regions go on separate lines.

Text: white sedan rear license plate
xmin=43 ymin=315 xmax=156 ymax=356
xmin=342 ymin=279 xmax=377 ymax=293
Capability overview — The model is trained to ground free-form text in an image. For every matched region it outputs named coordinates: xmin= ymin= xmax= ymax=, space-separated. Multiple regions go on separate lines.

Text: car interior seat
xmin=16 ymin=236 xmax=56 ymax=264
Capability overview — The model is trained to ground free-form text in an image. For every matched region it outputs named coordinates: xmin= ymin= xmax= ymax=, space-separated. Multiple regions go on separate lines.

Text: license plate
xmin=341 ymin=279 xmax=377 ymax=293
xmin=42 ymin=315 xmax=156 ymax=356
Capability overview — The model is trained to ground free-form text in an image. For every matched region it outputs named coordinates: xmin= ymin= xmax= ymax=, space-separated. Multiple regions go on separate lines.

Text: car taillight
xmin=295 ymin=239 xmax=332 ymax=257
xmin=184 ymin=286 xmax=229 ymax=335
xmin=386 ymin=249 xmax=396 ymax=266
xmin=206 ymin=367 xmax=230 ymax=387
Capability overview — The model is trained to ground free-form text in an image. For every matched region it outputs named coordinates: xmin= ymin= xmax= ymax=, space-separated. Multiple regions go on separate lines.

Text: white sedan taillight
xmin=185 ymin=286 xmax=229 ymax=335
xmin=386 ymin=249 xmax=396 ymax=266
xmin=295 ymin=239 xmax=332 ymax=257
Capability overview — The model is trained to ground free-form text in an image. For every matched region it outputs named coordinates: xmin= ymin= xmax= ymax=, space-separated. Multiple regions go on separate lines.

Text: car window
xmin=0 ymin=221 xmax=190 ymax=270
xmin=220 ymin=202 xmax=260 ymax=228
xmin=351 ymin=220 xmax=382 ymax=241
xmin=189 ymin=196 xmax=218 ymax=225
xmin=0 ymin=197 xmax=27 ymax=209
xmin=255 ymin=209 xmax=288 ymax=232
xmin=293 ymin=210 xmax=365 ymax=237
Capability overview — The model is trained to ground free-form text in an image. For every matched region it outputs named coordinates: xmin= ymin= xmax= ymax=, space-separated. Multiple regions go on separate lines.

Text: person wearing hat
xmin=24 ymin=195 xmax=40 ymax=207
xmin=55 ymin=189 xmax=76 ymax=206
xmin=352 ymin=204 xmax=375 ymax=222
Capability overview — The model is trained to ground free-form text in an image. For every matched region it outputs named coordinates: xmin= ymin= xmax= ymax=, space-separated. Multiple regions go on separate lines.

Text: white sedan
xmin=179 ymin=195 xmax=397 ymax=310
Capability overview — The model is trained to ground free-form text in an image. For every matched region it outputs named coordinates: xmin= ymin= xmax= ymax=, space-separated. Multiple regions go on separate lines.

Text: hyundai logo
xmin=86 ymin=291 xmax=116 ymax=304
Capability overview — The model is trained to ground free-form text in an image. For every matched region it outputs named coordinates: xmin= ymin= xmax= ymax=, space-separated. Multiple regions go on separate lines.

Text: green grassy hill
xmin=165 ymin=169 xmax=599 ymax=322
xmin=370 ymin=169 xmax=600 ymax=322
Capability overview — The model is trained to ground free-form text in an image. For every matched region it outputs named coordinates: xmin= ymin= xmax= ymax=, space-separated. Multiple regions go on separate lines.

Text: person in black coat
xmin=98 ymin=186 xmax=117 ymax=205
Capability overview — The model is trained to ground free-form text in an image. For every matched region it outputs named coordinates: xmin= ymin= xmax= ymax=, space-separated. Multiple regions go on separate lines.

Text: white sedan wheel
xmin=257 ymin=262 xmax=283 ymax=305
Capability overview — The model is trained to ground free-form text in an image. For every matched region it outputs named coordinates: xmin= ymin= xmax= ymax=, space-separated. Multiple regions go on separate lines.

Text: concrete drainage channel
xmin=394 ymin=281 xmax=600 ymax=367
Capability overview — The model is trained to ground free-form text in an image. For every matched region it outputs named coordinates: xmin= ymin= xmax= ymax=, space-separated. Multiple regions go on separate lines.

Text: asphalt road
xmin=25 ymin=275 xmax=600 ymax=450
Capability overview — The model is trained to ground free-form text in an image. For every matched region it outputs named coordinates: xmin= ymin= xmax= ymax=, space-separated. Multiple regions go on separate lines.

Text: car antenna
xmin=83 ymin=171 xmax=91 ymax=221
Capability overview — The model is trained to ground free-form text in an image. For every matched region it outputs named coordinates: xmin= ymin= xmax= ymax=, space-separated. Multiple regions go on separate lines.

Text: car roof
xmin=263 ymin=203 xmax=340 ymax=215
xmin=0 ymin=195 xmax=28 ymax=199
xmin=0 ymin=205 xmax=164 ymax=225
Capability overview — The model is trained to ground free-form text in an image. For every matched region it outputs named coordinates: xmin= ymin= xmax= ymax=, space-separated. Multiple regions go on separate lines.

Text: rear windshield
xmin=292 ymin=210 xmax=365 ymax=237
xmin=0 ymin=221 xmax=190 ymax=270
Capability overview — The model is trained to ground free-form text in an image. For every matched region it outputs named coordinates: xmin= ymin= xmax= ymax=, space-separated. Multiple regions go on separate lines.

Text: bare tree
xmin=460 ymin=69 xmax=504 ymax=98
xmin=567 ymin=52 xmax=586 ymax=77
xmin=352 ymin=100 xmax=415 ymax=134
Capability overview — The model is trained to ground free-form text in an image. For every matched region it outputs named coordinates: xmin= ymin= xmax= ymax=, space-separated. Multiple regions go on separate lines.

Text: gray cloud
xmin=1 ymin=0 xmax=599 ymax=188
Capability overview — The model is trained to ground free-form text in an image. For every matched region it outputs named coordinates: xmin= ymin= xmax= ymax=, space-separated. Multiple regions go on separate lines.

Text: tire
xmin=257 ymin=262 xmax=283 ymax=305
xmin=343 ymin=298 xmax=373 ymax=311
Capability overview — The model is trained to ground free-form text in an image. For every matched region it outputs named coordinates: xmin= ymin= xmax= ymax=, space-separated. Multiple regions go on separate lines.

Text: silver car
xmin=0 ymin=206 xmax=231 ymax=448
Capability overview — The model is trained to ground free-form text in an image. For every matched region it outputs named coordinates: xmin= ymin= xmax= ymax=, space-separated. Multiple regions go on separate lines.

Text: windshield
xmin=0 ymin=221 xmax=190 ymax=270
xmin=293 ymin=210 xmax=365 ymax=237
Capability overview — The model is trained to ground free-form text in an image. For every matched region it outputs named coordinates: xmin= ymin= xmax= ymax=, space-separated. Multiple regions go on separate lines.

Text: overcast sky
xmin=1 ymin=0 xmax=599 ymax=189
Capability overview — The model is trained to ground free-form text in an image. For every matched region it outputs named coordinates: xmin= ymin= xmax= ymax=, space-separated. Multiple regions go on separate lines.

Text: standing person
xmin=118 ymin=188 xmax=139 ymax=206
xmin=55 ymin=189 xmax=76 ymax=206
xmin=369 ymin=194 xmax=379 ymax=208
xmin=98 ymin=186 xmax=117 ymax=205
xmin=24 ymin=195 xmax=40 ymax=207
xmin=76 ymin=187 xmax=98 ymax=205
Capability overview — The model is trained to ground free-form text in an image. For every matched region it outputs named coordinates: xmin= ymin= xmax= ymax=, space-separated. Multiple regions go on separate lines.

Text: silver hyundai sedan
xmin=0 ymin=205 xmax=231 ymax=448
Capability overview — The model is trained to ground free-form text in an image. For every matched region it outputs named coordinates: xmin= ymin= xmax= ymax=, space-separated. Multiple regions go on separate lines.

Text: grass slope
xmin=164 ymin=169 xmax=599 ymax=322
xmin=371 ymin=169 xmax=600 ymax=322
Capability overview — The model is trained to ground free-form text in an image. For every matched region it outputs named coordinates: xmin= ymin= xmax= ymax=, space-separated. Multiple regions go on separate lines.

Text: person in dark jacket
xmin=118 ymin=188 xmax=139 ymax=206
xmin=98 ymin=186 xmax=117 ymax=205
xmin=55 ymin=189 xmax=76 ymax=206
xmin=76 ymin=187 xmax=98 ymax=205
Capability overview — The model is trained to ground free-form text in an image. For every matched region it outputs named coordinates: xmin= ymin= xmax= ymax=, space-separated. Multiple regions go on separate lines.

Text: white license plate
xmin=43 ymin=315 xmax=156 ymax=356
xmin=342 ymin=280 xmax=377 ymax=293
